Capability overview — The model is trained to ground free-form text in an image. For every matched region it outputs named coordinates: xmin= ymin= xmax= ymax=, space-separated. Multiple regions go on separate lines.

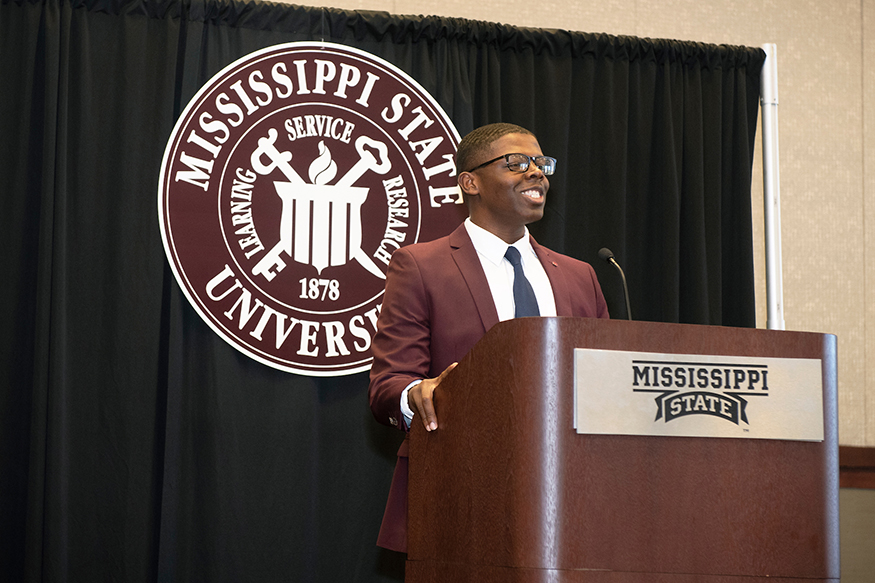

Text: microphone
xmin=598 ymin=248 xmax=632 ymax=320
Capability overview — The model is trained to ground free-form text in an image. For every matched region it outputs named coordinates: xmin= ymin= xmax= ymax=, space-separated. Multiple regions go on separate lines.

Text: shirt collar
xmin=464 ymin=218 xmax=533 ymax=266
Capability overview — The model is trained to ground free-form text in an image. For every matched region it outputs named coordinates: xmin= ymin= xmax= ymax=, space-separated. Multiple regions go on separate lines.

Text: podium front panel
xmin=407 ymin=318 xmax=839 ymax=582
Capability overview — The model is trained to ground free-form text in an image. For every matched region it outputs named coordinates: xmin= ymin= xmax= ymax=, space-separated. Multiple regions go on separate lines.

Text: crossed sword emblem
xmin=249 ymin=129 xmax=391 ymax=281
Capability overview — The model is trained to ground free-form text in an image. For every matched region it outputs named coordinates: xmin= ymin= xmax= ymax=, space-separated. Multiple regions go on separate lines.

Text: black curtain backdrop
xmin=0 ymin=0 xmax=764 ymax=581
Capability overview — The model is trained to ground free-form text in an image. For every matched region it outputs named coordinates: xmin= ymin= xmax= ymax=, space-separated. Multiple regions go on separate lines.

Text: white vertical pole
xmin=761 ymin=43 xmax=785 ymax=330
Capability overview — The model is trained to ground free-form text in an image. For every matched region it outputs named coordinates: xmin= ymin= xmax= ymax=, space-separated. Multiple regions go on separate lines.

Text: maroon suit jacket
xmin=368 ymin=223 xmax=609 ymax=552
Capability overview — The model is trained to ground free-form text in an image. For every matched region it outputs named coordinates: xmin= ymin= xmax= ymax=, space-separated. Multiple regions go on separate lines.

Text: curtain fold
xmin=0 ymin=0 xmax=764 ymax=581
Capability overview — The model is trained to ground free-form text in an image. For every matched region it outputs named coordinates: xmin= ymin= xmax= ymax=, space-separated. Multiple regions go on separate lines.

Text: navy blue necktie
xmin=504 ymin=246 xmax=540 ymax=317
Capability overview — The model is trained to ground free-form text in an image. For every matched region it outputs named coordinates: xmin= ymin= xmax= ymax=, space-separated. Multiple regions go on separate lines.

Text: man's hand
xmin=408 ymin=362 xmax=458 ymax=432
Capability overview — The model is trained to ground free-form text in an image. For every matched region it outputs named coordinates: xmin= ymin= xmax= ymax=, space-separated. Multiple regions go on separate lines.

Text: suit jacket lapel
xmin=532 ymin=238 xmax=573 ymax=317
xmin=449 ymin=225 xmax=500 ymax=332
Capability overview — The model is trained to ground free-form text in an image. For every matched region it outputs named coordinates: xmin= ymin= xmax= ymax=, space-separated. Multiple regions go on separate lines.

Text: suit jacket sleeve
xmin=535 ymin=242 xmax=610 ymax=320
xmin=573 ymin=261 xmax=609 ymax=319
xmin=368 ymin=246 xmax=431 ymax=430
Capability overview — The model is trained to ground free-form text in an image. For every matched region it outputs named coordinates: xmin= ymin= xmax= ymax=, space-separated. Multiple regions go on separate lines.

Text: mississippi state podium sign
xmin=159 ymin=42 xmax=464 ymax=375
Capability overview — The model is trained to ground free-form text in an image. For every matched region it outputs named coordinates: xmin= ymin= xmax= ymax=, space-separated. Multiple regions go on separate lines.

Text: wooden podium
xmin=406 ymin=318 xmax=839 ymax=582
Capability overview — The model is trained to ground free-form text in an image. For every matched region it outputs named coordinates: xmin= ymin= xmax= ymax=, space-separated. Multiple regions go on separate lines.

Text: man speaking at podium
xmin=368 ymin=123 xmax=610 ymax=553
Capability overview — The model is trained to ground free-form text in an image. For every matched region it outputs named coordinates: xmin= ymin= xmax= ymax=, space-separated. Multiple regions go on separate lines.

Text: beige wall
xmin=283 ymin=0 xmax=874 ymax=447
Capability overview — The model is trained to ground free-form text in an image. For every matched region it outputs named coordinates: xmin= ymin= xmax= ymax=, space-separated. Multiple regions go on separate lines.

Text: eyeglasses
xmin=467 ymin=153 xmax=557 ymax=176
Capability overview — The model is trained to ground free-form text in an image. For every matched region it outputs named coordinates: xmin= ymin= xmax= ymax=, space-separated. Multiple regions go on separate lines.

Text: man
xmin=368 ymin=123 xmax=609 ymax=552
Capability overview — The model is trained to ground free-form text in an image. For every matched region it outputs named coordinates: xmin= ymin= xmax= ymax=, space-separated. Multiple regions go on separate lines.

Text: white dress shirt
xmin=463 ymin=218 xmax=557 ymax=320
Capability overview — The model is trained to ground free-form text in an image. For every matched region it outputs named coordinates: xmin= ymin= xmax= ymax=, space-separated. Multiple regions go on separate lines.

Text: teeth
xmin=522 ymin=190 xmax=541 ymax=199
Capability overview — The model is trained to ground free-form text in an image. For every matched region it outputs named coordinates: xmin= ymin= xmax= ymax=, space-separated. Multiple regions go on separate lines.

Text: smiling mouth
xmin=522 ymin=188 xmax=544 ymax=201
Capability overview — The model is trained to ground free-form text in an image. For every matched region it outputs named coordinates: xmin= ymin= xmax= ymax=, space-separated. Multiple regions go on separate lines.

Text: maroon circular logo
xmin=159 ymin=42 xmax=465 ymax=375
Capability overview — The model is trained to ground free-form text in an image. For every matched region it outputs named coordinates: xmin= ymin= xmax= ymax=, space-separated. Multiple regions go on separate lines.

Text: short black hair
xmin=456 ymin=123 xmax=535 ymax=174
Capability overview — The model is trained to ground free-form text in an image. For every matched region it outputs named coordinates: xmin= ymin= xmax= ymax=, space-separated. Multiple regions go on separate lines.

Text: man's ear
xmin=458 ymin=171 xmax=479 ymax=197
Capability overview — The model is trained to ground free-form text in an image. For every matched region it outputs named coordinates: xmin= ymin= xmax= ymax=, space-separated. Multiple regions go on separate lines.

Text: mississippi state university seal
xmin=158 ymin=42 xmax=464 ymax=375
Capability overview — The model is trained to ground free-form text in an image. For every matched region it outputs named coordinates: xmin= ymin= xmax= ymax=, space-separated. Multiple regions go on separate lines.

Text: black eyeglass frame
xmin=465 ymin=153 xmax=557 ymax=176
